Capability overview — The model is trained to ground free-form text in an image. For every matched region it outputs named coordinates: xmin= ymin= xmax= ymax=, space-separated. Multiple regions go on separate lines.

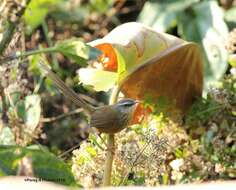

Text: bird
xmin=39 ymin=60 xmax=139 ymax=134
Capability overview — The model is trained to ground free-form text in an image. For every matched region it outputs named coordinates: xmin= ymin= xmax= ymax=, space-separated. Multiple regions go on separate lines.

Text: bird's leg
xmin=97 ymin=133 xmax=115 ymax=155
xmin=85 ymin=127 xmax=115 ymax=154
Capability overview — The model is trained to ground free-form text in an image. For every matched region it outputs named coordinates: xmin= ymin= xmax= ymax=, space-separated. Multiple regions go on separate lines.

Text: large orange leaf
xmin=120 ymin=42 xmax=203 ymax=113
xmin=81 ymin=22 xmax=203 ymax=116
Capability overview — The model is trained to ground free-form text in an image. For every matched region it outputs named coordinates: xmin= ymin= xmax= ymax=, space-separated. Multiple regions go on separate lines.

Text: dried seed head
xmin=226 ymin=28 xmax=236 ymax=54
xmin=0 ymin=0 xmax=28 ymax=23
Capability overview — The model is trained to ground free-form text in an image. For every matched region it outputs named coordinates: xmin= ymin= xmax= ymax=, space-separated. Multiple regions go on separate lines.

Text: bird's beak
xmin=135 ymin=100 xmax=140 ymax=104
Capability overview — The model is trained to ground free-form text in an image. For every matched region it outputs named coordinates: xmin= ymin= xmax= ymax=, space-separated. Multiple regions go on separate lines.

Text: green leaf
xmin=229 ymin=55 xmax=236 ymax=67
xmin=56 ymin=38 xmax=101 ymax=66
xmin=0 ymin=145 xmax=77 ymax=186
xmin=115 ymin=45 xmax=136 ymax=81
xmin=89 ymin=0 xmax=113 ymax=13
xmin=78 ymin=68 xmax=118 ymax=91
xmin=178 ymin=1 xmax=228 ymax=88
xmin=0 ymin=127 xmax=16 ymax=145
xmin=139 ymin=0 xmax=228 ymax=89
xmin=24 ymin=95 xmax=41 ymax=130
xmin=28 ymin=54 xmax=42 ymax=75
xmin=24 ymin=0 xmax=63 ymax=34
xmin=225 ymin=7 xmax=236 ymax=27
xmin=17 ymin=95 xmax=41 ymax=131
xmin=138 ymin=0 xmax=199 ymax=32
xmin=16 ymin=95 xmax=41 ymax=144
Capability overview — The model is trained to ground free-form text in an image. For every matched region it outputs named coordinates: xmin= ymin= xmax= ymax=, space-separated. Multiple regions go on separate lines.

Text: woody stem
xmin=102 ymin=86 xmax=120 ymax=186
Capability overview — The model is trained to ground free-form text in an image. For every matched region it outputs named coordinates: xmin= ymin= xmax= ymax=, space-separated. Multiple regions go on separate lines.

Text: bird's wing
xmin=90 ymin=107 xmax=121 ymax=133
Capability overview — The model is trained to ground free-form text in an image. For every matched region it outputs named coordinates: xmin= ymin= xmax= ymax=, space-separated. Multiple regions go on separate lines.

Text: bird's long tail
xmin=38 ymin=60 xmax=94 ymax=114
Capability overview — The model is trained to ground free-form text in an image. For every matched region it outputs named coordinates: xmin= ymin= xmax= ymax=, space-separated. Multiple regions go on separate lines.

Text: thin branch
xmin=0 ymin=83 xmax=8 ymax=124
xmin=58 ymin=143 xmax=81 ymax=159
xmin=102 ymin=134 xmax=115 ymax=186
xmin=0 ymin=47 xmax=57 ymax=64
xmin=5 ymin=88 xmax=18 ymax=118
xmin=41 ymin=20 xmax=59 ymax=67
xmin=102 ymin=86 xmax=120 ymax=186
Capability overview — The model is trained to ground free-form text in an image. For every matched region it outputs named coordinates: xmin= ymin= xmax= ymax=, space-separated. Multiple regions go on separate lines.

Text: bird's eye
xmin=124 ymin=103 xmax=131 ymax=107
xmin=118 ymin=99 xmax=136 ymax=107
xmin=122 ymin=102 xmax=135 ymax=107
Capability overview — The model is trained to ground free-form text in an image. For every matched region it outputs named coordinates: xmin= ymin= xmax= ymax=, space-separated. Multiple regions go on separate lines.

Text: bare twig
xmin=41 ymin=20 xmax=59 ymax=68
xmin=0 ymin=83 xmax=8 ymax=124
xmin=0 ymin=47 xmax=57 ymax=65
xmin=58 ymin=143 xmax=81 ymax=159
xmin=102 ymin=134 xmax=115 ymax=186
xmin=92 ymin=0 xmax=127 ymax=38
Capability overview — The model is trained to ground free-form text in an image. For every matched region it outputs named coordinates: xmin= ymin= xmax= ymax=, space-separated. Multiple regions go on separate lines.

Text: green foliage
xmin=187 ymin=74 xmax=236 ymax=124
xmin=55 ymin=38 xmax=101 ymax=66
xmin=0 ymin=127 xmax=15 ymax=145
xmin=6 ymin=94 xmax=42 ymax=145
xmin=24 ymin=0 xmax=114 ymax=34
xmin=0 ymin=145 xmax=77 ymax=186
xmin=179 ymin=1 xmax=228 ymax=86
xmin=224 ymin=6 xmax=236 ymax=28
xmin=229 ymin=55 xmax=236 ymax=67
xmin=17 ymin=95 xmax=41 ymax=132
xmin=144 ymin=95 xmax=175 ymax=117
xmin=24 ymin=0 xmax=63 ymax=34
xmin=89 ymin=0 xmax=114 ymax=13
xmin=138 ymin=0 xmax=199 ymax=32
xmin=186 ymin=97 xmax=221 ymax=124
xmin=138 ymin=0 xmax=229 ymax=89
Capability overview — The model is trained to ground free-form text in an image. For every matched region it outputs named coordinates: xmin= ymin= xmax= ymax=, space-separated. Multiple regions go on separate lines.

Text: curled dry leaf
xmin=80 ymin=22 xmax=203 ymax=119
xmin=120 ymin=42 xmax=203 ymax=113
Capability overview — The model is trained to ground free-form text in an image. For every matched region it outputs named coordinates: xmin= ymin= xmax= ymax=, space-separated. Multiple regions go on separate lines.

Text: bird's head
xmin=114 ymin=98 xmax=139 ymax=115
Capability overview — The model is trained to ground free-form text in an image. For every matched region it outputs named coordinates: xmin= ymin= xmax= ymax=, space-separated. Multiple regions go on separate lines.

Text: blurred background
xmin=0 ymin=0 xmax=236 ymax=187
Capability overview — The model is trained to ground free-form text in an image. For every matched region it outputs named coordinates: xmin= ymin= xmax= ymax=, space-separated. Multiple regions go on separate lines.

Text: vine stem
xmin=0 ymin=83 xmax=8 ymax=124
xmin=0 ymin=47 xmax=57 ymax=64
xmin=41 ymin=20 xmax=60 ymax=68
xmin=102 ymin=86 xmax=120 ymax=186
xmin=102 ymin=134 xmax=114 ymax=186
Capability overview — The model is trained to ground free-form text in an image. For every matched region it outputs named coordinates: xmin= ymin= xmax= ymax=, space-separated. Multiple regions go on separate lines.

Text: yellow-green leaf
xmin=78 ymin=68 xmax=117 ymax=92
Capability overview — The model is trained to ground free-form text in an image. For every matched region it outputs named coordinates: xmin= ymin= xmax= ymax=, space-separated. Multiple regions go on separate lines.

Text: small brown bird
xmin=39 ymin=60 xmax=138 ymax=134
